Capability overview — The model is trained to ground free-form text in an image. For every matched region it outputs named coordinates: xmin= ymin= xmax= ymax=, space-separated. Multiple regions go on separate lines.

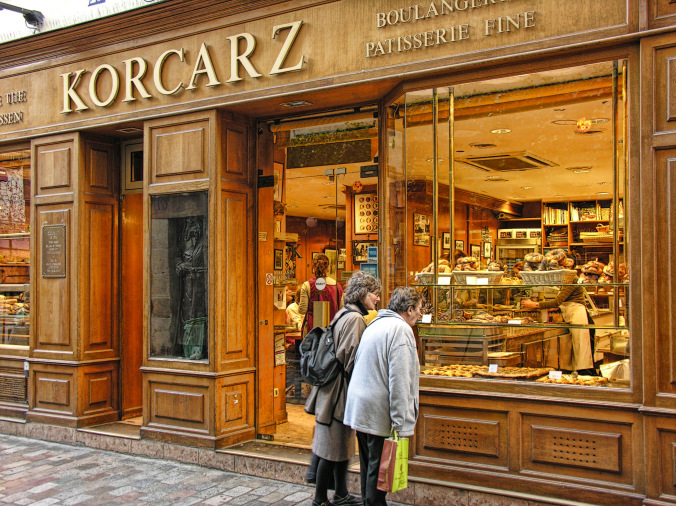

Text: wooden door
xmin=120 ymin=192 xmax=143 ymax=419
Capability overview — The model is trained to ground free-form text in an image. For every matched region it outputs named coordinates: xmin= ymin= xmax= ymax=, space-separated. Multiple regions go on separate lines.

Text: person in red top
xmin=299 ymin=253 xmax=343 ymax=334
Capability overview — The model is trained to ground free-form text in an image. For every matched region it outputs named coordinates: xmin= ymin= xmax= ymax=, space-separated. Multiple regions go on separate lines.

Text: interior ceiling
xmin=283 ymin=61 xmax=625 ymax=220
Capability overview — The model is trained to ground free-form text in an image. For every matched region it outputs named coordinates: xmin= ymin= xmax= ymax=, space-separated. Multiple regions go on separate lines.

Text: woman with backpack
xmin=305 ymin=271 xmax=382 ymax=506
xmin=299 ymin=253 xmax=343 ymax=334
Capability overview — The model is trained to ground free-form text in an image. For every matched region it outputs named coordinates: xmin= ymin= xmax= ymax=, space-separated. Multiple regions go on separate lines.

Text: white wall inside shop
xmin=0 ymin=0 xmax=163 ymax=42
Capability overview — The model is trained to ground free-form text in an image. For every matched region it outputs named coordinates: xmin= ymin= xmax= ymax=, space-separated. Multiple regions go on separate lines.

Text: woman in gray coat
xmin=305 ymin=271 xmax=381 ymax=506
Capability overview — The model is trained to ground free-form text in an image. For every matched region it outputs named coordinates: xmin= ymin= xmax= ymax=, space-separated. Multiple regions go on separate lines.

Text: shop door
xmin=256 ymin=109 xmax=379 ymax=441
xmin=119 ymin=142 xmax=143 ymax=419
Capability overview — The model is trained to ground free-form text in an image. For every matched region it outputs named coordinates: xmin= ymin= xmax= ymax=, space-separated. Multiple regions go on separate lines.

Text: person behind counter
xmin=344 ymin=286 xmax=422 ymax=506
xmin=521 ymin=283 xmax=595 ymax=374
xmin=299 ymin=253 xmax=344 ymax=335
xmin=286 ymin=286 xmax=303 ymax=331
xmin=306 ymin=271 xmax=381 ymax=506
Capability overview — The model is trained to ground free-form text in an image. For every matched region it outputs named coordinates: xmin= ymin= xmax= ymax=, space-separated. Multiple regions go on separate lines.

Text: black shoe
xmin=312 ymin=501 xmax=333 ymax=506
xmin=332 ymin=493 xmax=363 ymax=506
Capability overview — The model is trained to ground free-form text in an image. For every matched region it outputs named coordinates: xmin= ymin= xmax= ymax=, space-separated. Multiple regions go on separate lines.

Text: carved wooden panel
xmin=654 ymin=46 xmax=676 ymax=134
xmin=84 ymin=139 xmax=115 ymax=195
xmin=34 ymin=207 xmax=71 ymax=352
xmin=220 ymin=189 xmax=251 ymax=367
xmin=522 ymin=415 xmax=633 ymax=485
xmin=222 ymin=120 xmax=248 ymax=182
xmin=33 ymin=138 xmax=73 ymax=194
xmin=649 ymin=0 xmax=676 ymax=28
xmin=415 ymin=403 xmax=508 ymax=468
xmin=654 ymin=150 xmax=676 ymax=394
xmin=81 ymin=203 xmax=116 ymax=357
xmin=423 ymin=414 xmax=499 ymax=458
xmin=148 ymin=116 xmax=211 ymax=184
xmin=218 ymin=372 xmax=254 ymax=434
xmin=149 ymin=380 xmax=209 ymax=431
xmin=83 ymin=368 xmax=116 ymax=414
xmin=33 ymin=370 xmax=73 ymax=412
xmin=531 ymin=425 xmax=621 ymax=473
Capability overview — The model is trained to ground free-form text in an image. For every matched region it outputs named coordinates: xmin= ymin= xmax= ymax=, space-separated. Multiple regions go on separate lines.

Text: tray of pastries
xmin=422 ymin=364 xmax=553 ymax=380
xmin=536 ymin=374 xmax=610 ymax=386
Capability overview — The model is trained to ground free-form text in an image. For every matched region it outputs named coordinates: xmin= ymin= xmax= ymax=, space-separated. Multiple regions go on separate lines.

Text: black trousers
xmin=356 ymin=431 xmax=388 ymax=506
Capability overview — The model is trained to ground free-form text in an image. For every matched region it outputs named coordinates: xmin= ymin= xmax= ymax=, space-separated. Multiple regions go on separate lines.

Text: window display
xmin=0 ymin=148 xmax=30 ymax=348
xmin=149 ymin=192 xmax=208 ymax=361
xmin=386 ymin=60 xmax=628 ymax=389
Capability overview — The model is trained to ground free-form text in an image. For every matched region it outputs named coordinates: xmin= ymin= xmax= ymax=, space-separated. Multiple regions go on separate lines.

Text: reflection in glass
xmin=0 ymin=149 xmax=30 ymax=347
xmin=387 ymin=61 xmax=630 ymax=386
xmin=150 ymin=192 xmax=208 ymax=361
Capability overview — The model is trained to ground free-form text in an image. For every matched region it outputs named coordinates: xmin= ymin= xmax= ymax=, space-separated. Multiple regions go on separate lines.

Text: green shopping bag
xmin=377 ymin=430 xmax=409 ymax=493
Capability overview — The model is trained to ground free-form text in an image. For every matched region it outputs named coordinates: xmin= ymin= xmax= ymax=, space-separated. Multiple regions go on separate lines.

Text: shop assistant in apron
xmin=522 ymin=284 xmax=593 ymax=372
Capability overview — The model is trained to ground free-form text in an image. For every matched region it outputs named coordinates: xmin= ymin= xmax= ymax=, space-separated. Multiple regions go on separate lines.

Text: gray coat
xmin=343 ymin=309 xmax=420 ymax=437
xmin=305 ymin=304 xmax=367 ymax=425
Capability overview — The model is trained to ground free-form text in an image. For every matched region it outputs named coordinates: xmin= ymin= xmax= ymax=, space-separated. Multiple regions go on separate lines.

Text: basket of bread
xmin=451 ymin=257 xmax=504 ymax=285
xmin=579 ymin=223 xmax=621 ymax=243
xmin=415 ymin=257 xmax=453 ymax=284
xmin=518 ymin=249 xmax=577 ymax=284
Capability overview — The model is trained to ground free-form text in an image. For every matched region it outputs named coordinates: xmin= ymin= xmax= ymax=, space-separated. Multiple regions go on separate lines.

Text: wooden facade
xmin=0 ymin=0 xmax=674 ymax=503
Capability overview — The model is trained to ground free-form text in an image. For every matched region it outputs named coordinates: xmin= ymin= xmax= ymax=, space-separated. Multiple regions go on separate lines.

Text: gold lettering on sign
xmin=61 ymin=69 xmax=89 ymax=113
xmin=154 ymin=48 xmax=186 ymax=95
xmin=186 ymin=43 xmax=221 ymax=90
xmin=226 ymin=33 xmax=262 ymax=83
xmin=89 ymin=64 xmax=120 ymax=107
xmin=57 ymin=21 xmax=307 ymax=114
xmin=122 ymin=57 xmax=151 ymax=102
xmin=270 ymin=20 xmax=305 ymax=75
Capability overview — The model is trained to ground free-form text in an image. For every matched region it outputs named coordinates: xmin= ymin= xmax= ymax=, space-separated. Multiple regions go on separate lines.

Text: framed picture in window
xmin=413 ymin=213 xmax=430 ymax=246
xmin=483 ymin=241 xmax=492 ymax=259
xmin=274 ymin=249 xmax=284 ymax=270
xmin=354 ymin=192 xmax=378 ymax=234
xmin=455 ymin=240 xmax=464 ymax=252
xmin=353 ymin=240 xmax=376 ymax=263
xmin=442 ymin=232 xmax=451 ymax=250
xmin=470 ymin=244 xmax=480 ymax=258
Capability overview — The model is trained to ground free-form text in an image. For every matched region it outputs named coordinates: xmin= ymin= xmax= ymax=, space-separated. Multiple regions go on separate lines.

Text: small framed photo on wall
xmin=274 ymin=249 xmax=284 ymax=270
xmin=470 ymin=244 xmax=480 ymax=258
xmin=482 ymin=241 xmax=492 ymax=259
xmin=455 ymin=240 xmax=465 ymax=252
xmin=413 ymin=213 xmax=430 ymax=246
xmin=442 ymin=233 xmax=451 ymax=250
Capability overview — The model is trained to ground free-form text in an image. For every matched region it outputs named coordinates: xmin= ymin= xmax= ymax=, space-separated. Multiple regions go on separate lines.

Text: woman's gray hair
xmin=387 ymin=286 xmax=423 ymax=313
xmin=343 ymin=271 xmax=381 ymax=305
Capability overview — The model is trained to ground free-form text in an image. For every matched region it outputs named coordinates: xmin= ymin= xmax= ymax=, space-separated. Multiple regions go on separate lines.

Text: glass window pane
xmin=150 ymin=192 xmax=208 ymax=361
xmin=0 ymin=148 xmax=30 ymax=348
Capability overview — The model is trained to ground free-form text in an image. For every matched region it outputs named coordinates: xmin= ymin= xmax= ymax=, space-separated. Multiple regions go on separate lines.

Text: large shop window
xmin=386 ymin=61 xmax=629 ymax=389
xmin=0 ymin=148 xmax=30 ymax=348
xmin=149 ymin=192 xmax=208 ymax=361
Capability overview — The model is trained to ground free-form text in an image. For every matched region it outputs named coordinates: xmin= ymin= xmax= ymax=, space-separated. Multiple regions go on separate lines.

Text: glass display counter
xmin=415 ymin=279 xmax=629 ymax=387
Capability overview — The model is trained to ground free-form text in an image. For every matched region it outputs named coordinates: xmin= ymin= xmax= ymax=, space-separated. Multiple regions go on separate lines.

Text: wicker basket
xmin=452 ymin=271 xmax=504 ymax=285
xmin=519 ymin=269 xmax=577 ymax=285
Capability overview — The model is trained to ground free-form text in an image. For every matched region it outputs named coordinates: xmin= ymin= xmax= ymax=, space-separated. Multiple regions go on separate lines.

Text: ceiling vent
xmin=456 ymin=151 xmax=557 ymax=172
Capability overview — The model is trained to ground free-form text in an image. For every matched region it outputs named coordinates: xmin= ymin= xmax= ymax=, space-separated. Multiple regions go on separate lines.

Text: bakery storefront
xmin=0 ymin=0 xmax=675 ymax=504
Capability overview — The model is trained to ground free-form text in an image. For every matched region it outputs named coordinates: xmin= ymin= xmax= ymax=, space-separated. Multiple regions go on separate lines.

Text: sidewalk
xmin=0 ymin=434 xmax=407 ymax=505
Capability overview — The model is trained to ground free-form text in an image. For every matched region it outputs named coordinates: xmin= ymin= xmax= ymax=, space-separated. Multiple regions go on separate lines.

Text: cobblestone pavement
xmin=0 ymin=434 xmax=402 ymax=506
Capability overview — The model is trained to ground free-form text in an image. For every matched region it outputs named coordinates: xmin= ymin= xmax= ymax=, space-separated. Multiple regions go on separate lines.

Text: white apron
xmin=559 ymin=301 xmax=594 ymax=371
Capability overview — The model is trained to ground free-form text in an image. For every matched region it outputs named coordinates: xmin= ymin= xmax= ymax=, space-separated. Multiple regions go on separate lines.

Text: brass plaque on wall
xmin=42 ymin=224 xmax=66 ymax=278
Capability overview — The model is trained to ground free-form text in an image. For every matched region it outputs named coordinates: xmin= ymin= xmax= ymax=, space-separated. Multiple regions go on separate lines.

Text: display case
xmin=415 ymin=277 xmax=629 ymax=387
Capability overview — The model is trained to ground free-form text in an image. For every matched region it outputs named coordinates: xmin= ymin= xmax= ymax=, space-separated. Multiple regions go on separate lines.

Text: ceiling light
xmin=469 ymin=142 xmax=496 ymax=149
xmin=286 ymin=204 xmax=298 ymax=208
xmin=566 ymin=166 xmax=591 ymax=173
xmin=591 ymin=118 xmax=610 ymax=124
xmin=485 ymin=176 xmax=507 ymax=182
xmin=598 ymin=181 xmax=610 ymax=185
xmin=491 ymin=129 xmax=511 ymax=134
xmin=553 ymin=108 xmax=566 ymax=112
xmin=425 ymin=158 xmax=444 ymax=162
xmin=552 ymin=120 xmax=577 ymax=126
xmin=280 ymin=100 xmax=312 ymax=108
xmin=596 ymin=191 xmax=610 ymax=195
xmin=521 ymin=186 xmax=534 ymax=190
xmin=323 ymin=195 xmax=333 ymax=199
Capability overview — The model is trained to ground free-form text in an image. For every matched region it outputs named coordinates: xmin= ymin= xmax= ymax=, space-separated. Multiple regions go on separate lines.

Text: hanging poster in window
xmin=413 ymin=213 xmax=430 ymax=246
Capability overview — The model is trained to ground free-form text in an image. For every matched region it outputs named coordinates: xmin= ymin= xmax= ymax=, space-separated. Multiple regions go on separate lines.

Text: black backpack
xmin=299 ymin=309 xmax=354 ymax=387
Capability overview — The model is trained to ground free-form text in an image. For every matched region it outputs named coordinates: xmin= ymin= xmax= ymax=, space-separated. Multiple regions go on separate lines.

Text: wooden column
xmin=28 ymin=133 xmax=119 ymax=427
xmin=140 ymin=110 xmax=256 ymax=449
